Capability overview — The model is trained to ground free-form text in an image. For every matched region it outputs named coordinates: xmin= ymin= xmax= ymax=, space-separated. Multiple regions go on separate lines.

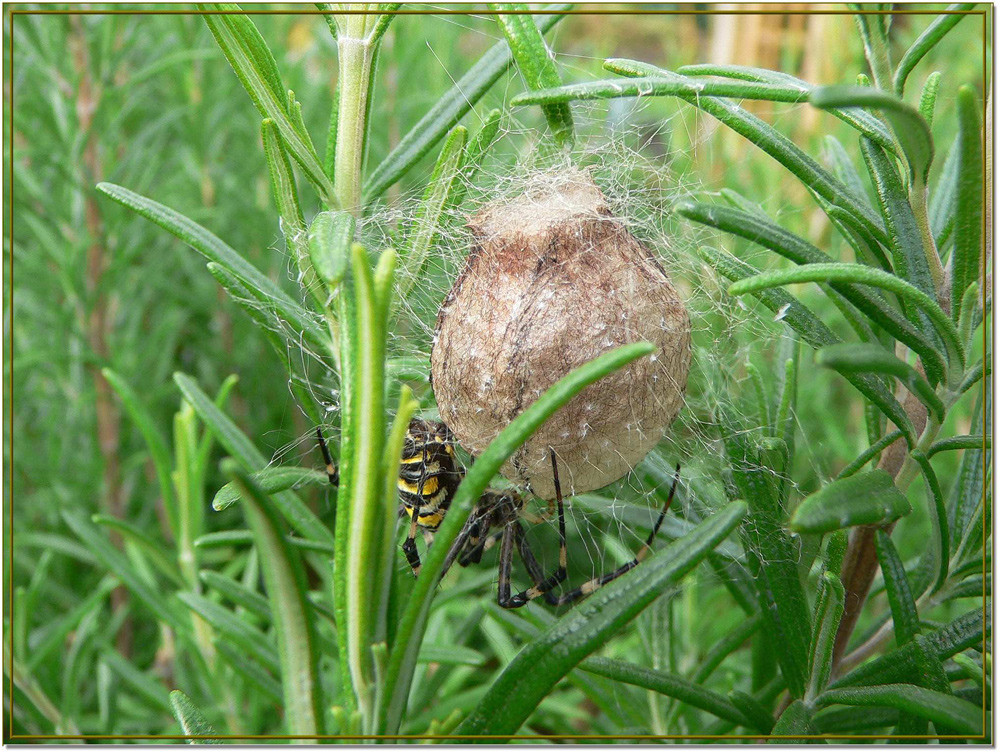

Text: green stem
xmin=335 ymin=30 xmax=375 ymax=215
xmin=910 ymin=180 xmax=946 ymax=295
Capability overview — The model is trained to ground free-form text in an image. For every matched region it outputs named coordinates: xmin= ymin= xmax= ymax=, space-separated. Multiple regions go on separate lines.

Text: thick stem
xmin=334 ymin=34 xmax=374 ymax=216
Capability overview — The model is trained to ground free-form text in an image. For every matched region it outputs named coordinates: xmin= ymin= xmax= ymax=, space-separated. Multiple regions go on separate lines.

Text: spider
xmin=317 ymin=417 xmax=679 ymax=609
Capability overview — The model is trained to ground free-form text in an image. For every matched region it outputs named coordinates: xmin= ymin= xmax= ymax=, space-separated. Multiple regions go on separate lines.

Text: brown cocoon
xmin=431 ymin=169 xmax=691 ymax=500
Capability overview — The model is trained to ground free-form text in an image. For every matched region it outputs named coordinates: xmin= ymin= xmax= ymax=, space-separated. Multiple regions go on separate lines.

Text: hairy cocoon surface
xmin=431 ymin=169 xmax=691 ymax=499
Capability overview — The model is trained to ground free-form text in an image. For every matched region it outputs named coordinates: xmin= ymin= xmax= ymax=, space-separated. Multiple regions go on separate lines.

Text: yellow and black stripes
xmin=317 ymin=418 xmax=680 ymax=610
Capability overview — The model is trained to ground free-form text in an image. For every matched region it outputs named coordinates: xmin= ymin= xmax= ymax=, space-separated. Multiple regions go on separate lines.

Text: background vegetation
xmin=6 ymin=3 xmax=991 ymax=742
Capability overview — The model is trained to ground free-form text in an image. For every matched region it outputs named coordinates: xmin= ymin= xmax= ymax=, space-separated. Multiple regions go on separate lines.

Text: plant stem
xmin=334 ymin=28 xmax=375 ymax=215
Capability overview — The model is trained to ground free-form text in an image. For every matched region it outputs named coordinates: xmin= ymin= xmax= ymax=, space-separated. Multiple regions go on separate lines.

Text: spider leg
xmin=497 ymin=450 xmax=568 ymax=609
xmin=315 ymin=427 xmax=339 ymax=486
xmin=548 ymin=463 xmax=681 ymax=606
xmin=402 ymin=515 xmax=422 ymax=577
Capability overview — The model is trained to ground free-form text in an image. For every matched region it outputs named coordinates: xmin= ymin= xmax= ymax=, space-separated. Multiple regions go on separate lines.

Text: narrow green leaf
xmin=95 ymin=183 xmax=326 ymax=351
xmin=771 ymin=700 xmax=819 ymax=740
xmin=102 ymin=368 xmax=178 ymax=534
xmin=677 ymin=201 xmax=948 ymax=385
xmin=698 ymin=245 xmax=915 ymax=440
xmin=452 ymin=108 xmax=502 ymax=207
xmin=61 ymin=510 xmax=186 ymax=631
xmin=874 ymin=530 xmax=920 ymax=646
xmin=837 ymin=430 xmax=904 ymax=479
xmin=677 ymin=63 xmax=896 ymax=152
xmin=949 ymin=390 xmax=989 ymax=552
xmin=918 ymin=71 xmax=942 ymax=126
xmin=859 ymin=140 xmax=939 ymax=305
xmin=603 ymin=59 xmax=889 ymax=244
xmin=790 ymin=469 xmax=911 ymax=534
xmin=807 ymin=572 xmax=845 ymax=700
xmin=201 ymin=6 xmax=333 ymax=203
xmin=364 ymin=7 xmax=567 ymax=200
xmin=812 ymin=86 xmax=933 ymax=186
xmin=173 ymin=372 xmax=332 ymax=544
xmin=491 ymin=4 xmax=574 ymax=147
xmin=727 ymin=262 xmax=964 ymax=378
xmin=213 ymin=467 xmax=327 ymax=511
xmin=833 ymin=608 xmax=987 ymax=688
xmin=169 ymin=690 xmax=221 ymax=743
xmin=929 ymin=434 xmax=989 ymax=458
xmin=816 ymin=343 xmax=944 ymax=421
xmin=722 ymin=420 xmax=811 ymax=698
xmin=92 ymin=514 xmax=185 ymax=589
xmin=381 ymin=341 xmax=658 ymax=733
xmin=262 ymin=118 xmax=320 ymax=305
xmin=177 ymin=591 xmax=280 ymax=674
xmin=396 ymin=125 xmax=468 ymax=303
xmin=912 ymin=452 xmax=950 ymax=592
xmin=199 ymin=570 xmax=270 ymax=621
xmin=952 ymin=85 xmax=984 ymax=325
xmin=26 ymin=576 xmax=117 ymax=673
xmin=308 ymin=210 xmax=354 ymax=286
xmin=213 ymin=640 xmax=283 ymax=703
xmin=579 ymin=656 xmax=757 ymax=730
xmin=194 ymin=530 xmax=254 ymax=549
xmin=815 ymin=684 xmax=981 ymax=735
xmin=893 ymin=5 xmax=977 ymax=95
xmin=823 ymin=135 xmax=871 ymax=205
xmin=453 ymin=501 xmax=747 ymax=740
xmin=100 ymin=649 xmax=172 ymax=713
xmin=226 ymin=461 xmax=325 ymax=736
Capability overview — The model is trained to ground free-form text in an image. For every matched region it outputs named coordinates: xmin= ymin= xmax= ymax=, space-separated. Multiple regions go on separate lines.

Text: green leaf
xmin=603 ymin=59 xmax=889 ymax=244
xmin=952 ymin=86 xmax=984 ymax=325
xmin=950 ymin=389 xmax=989 ymax=554
xmin=858 ymin=139 xmax=939 ymax=306
xmin=929 ymin=434 xmax=989 ymax=458
xmin=727 ymin=262 xmax=963 ymax=380
xmin=213 ymin=640 xmax=283 ymax=703
xmin=698 ymin=245 xmax=915 ymax=440
xmin=95 ymin=183 xmax=327 ymax=352
xmin=308 ymin=210 xmax=354 ymax=286
xmin=771 ymin=700 xmax=819 ymax=740
xmin=918 ymin=71 xmax=942 ymax=126
xmin=102 ymin=368 xmax=178 ymax=534
xmin=874 ymin=530 xmax=920 ymax=646
xmin=676 ymin=64 xmax=896 ymax=152
xmin=169 ymin=690 xmax=221 ymax=743
xmin=931 ymin=136 xmax=961 ymax=249
xmin=212 ymin=466 xmax=327 ymax=511
xmin=491 ymin=4 xmax=573 ymax=147
xmin=722 ymin=419 xmax=811 ymax=699
xmin=396 ymin=125 xmax=467 ymax=304
xmin=364 ymin=7 xmax=567 ymax=200
xmin=580 ymin=656 xmax=758 ymax=730
xmin=173 ymin=373 xmax=332 ymax=544
xmin=837 ymin=430 xmax=904 ymax=480
xmin=453 ymin=501 xmax=747 ymax=740
xmin=816 ymin=343 xmax=944 ymax=421
xmin=101 ymin=649 xmax=172 ymax=713
xmin=261 ymin=118 xmax=321 ymax=306
xmin=807 ymin=572 xmax=845 ymax=700
xmin=91 ymin=514 xmax=185 ymax=589
xmin=380 ymin=341 xmax=659 ymax=734
xmin=815 ymin=684 xmax=981 ymax=735
xmin=177 ymin=591 xmax=280 ymax=674
xmin=199 ymin=570 xmax=270 ymax=621
xmin=677 ymin=201 xmax=948 ymax=385
xmin=811 ymin=85 xmax=933 ymax=186
xmin=833 ymin=607 xmax=987 ymax=688
xmin=61 ymin=510 xmax=186 ymax=631
xmin=893 ymin=5 xmax=977 ymax=95
xmin=912 ymin=452 xmax=950 ymax=592
xmin=225 ymin=461 xmax=325 ymax=736
xmin=790 ymin=469 xmax=911 ymax=534
xmin=201 ymin=6 xmax=333 ymax=204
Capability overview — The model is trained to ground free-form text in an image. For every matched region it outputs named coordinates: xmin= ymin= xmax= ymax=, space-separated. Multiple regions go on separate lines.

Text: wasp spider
xmin=318 ymin=418 xmax=679 ymax=609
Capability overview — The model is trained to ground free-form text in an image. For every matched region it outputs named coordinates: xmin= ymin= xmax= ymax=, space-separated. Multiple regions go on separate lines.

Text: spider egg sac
xmin=430 ymin=169 xmax=691 ymax=500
